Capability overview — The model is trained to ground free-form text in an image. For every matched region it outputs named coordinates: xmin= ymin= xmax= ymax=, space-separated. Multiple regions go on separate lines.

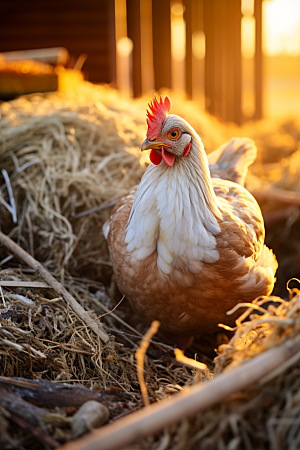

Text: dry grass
xmin=0 ymin=81 xmax=300 ymax=449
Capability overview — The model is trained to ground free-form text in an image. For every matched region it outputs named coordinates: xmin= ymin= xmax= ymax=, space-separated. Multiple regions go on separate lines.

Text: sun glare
xmin=263 ymin=0 xmax=300 ymax=56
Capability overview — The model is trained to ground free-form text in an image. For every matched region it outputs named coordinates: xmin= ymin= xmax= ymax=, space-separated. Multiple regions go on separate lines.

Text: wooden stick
xmin=135 ymin=320 xmax=160 ymax=407
xmin=0 ymin=376 xmax=129 ymax=409
xmin=58 ymin=335 xmax=300 ymax=450
xmin=174 ymin=348 xmax=207 ymax=371
xmin=0 ymin=231 xmax=109 ymax=343
xmin=0 ymin=281 xmax=51 ymax=288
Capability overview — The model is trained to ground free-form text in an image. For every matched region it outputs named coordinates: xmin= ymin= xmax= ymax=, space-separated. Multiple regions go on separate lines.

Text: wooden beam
xmin=203 ymin=0 xmax=242 ymax=124
xmin=140 ymin=0 xmax=154 ymax=93
xmin=225 ymin=0 xmax=242 ymax=125
xmin=213 ymin=0 xmax=223 ymax=119
xmin=184 ymin=0 xmax=193 ymax=99
xmin=254 ymin=0 xmax=263 ymax=119
xmin=203 ymin=0 xmax=215 ymax=114
xmin=234 ymin=0 xmax=242 ymax=125
xmin=152 ymin=0 xmax=171 ymax=91
xmin=126 ymin=0 xmax=142 ymax=97
xmin=108 ymin=0 xmax=117 ymax=87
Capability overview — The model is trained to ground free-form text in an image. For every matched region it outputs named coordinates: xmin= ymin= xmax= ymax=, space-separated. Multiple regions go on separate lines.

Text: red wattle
xmin=161 ymin=147 xmax=176 ymax=167
xmin=150 ymin=149 xmax=162 ymax=165
xmin=183 ymin=142 xmax=191 ymax=158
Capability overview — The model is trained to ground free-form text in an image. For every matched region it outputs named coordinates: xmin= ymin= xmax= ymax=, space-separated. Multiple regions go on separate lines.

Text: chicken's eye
xmin=168 ymin=129 xmax=181 ymax=140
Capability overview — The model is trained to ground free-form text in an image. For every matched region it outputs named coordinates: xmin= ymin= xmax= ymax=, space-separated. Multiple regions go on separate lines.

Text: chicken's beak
xmin=141 ymin=138 xmax=170 ymax=152
xmin=141 ymin=138 xmax=152 ymax=152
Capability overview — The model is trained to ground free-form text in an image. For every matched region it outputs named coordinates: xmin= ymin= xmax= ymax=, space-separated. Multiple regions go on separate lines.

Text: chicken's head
xmin=141 ymin=94 xmax=193 ymax=167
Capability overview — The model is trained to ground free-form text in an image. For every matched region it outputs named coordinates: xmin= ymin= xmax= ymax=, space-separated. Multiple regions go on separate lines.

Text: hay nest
xmin=0 ymin=81 xmax=300 ymax=449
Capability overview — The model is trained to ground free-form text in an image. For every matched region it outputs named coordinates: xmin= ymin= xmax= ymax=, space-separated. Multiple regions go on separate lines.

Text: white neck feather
xmin=125 ymin=135 xmax=222 ymax=274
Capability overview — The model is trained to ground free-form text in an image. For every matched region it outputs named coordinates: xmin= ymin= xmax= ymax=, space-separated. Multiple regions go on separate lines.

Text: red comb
xmin=146 ymin=94 xmax=171 ymax=139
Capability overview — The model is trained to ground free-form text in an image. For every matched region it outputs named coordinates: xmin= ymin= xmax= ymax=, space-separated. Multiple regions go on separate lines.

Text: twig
xmin=71 ymin=201 xmax=117 ymax=219
xmin=95 ymin=301 xmax=144 ymax=337
xmin=0 ymin=281 xmax=51 ymax=288
xmin=0 ymin=231 xmax=109 ymax=343
xmin=94 ymin=301 xmax=169 ymax=352
xmin=26 ymin=210 xmax=35 ymax=257
xmin=0 ymin=376 xmax=129 ymax=409
xmin=0 ymin=285 xmax=6 ymax=307
xmin=174 ymin=349 xmax=207 ymax=371
xmin=57 ymin=335 xmax=300 ymax=450
xmin=98 ymin=296 xmax=125 ymax=319
xmin=1 ymin=169 xmax=17 ymax=223
xmin=135 ymin=320 xmax=160 ymax=407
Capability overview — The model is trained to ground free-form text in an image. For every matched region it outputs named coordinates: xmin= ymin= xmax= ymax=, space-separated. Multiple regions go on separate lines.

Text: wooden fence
xmin=123 ymin=0 xmax=263 ymax=124
xmin=0 ymin=0 xmax=264 ymax=124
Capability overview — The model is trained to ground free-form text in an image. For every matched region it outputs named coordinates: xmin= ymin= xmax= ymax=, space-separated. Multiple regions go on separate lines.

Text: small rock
xmin=71 ymin=401 xmax=109 ymax=438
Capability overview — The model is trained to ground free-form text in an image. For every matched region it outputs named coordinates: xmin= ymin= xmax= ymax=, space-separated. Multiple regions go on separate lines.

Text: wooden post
xmin=220 ymin=0 xmax=228 ymax=121
xmin=108 ymin=0 xmax=117 ymax=87
xmin=213 ymin=0 xmax=223 ymax=120
xmin=203 ymin=0 xmax=215 ymax=114
xmin=184 ymin=0 xmax=203 ymax=100
xmin=126 ymin=0 xmax=142 ymax=97
xmin=152 ymin=0 xmax=172 ymax=91
xmin=254 ymin=0 xmax=263 ymax=119
xmin=234 ymin=0 xmax=242 ymax=125
xmin=203 ymin=0 xmax=242 ymax=124
xmin=184 ymin=0 xmax=193 ymax=99
xmin=140 ymin=0 xmax=154 ymax=94
xmin=225 ymin=0 xmax=242 ymax=125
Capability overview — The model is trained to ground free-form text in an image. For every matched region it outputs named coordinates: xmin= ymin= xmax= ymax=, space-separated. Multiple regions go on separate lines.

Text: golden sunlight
xmin=263 ymin=0 xmax=300 ymax=56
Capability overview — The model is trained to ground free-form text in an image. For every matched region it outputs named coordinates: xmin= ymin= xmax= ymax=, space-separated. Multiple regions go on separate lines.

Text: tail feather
xmin=208 ymin=137 xmax=257 ymax=186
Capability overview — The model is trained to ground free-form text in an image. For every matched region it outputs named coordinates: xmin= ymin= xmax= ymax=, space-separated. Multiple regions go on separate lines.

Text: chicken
xmin=103 ymin=95 xmax=277 ymax=342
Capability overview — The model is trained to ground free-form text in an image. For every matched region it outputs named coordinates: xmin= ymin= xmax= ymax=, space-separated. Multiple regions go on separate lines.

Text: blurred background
xmin=0 ymin=0 xmax=299 ymax=124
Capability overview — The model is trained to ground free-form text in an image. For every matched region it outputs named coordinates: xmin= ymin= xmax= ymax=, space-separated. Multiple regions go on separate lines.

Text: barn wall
xmin=0 ymin=0 xmax=116 ymax=84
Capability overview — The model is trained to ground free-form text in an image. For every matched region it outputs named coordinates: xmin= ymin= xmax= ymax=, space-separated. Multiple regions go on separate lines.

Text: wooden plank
xmin=0 ymin=0 xmax=116 ymax=84
xmin=184 ymin=0 xmax=193 ymax=99
xmin=203 ymin=0 xmax=242 ymax=124
xmin=108 ymin=0 xmax=117 ymax=87
xmin=213 ymin=0 xmax=223 ymax=119
xmin=190 ymin=0 xmax=204 ymax=106
xmin=254 ymin=0 xmax=263 ymax=119
xmin=0 ymin=28 xmax=110 ymax=41
xmin=225 ymin=0 xmax=242 ymax=125
xmin=152 ymin=0 xmax=171 ymax=91
xmin=203 ymin=0 xmax=215 ymax=114
xmin=183 ymin=0 xmax=200 ymax=99
xmin=127 ymin=0 xmax=142 ymax=97
xmin=234 ymin=0 xmax=242 ymax=125
xmin=140 ymin=0 xmax=154 ymax=93
xmin=227 ymin=2 xmax=236 ymax=123
xmin=220 ymin=0 xmax=228 ymax=121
